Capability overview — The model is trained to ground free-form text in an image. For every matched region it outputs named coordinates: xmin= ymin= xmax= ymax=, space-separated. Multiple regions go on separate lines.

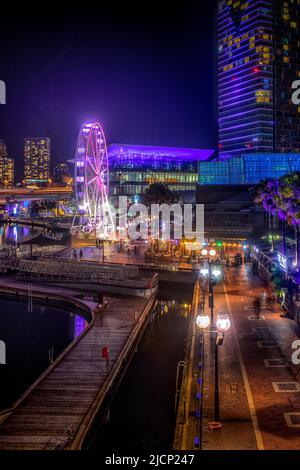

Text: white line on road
xmin=252 ymin=327 xmax=271 ymax=333
xmin=284 ymin=413 xmax=300 ymax=427
xmin=264 ymin=358 xmax=287 ymax=368
xmin=257 ymin=341 xmax=276 ymax=348
xmin=272 ymin=382 xmax=300 ymax=392
xmin=223 ymin=282 xmax=264 ymax=451
xmin=248 ymin=315 xmax=266 ymax=320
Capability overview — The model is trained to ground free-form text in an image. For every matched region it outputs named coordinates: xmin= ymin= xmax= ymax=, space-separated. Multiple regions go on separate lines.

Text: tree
xmin=256 ymin=172 xmax=300 ymax=269
xmin=142 ymin=182 xmax=180 ymax=206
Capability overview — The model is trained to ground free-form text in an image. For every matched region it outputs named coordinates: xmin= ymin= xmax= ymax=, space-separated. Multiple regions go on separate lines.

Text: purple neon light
xmin=108 ymin=144 xmax=215 ymax=161
xmin=74 ymin=315 xmax=86 ymax=338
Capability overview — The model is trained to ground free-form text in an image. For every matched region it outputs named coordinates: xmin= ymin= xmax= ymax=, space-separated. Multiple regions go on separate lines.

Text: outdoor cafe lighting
xmin=201 ymin=249 xmax=208 ymax=256
xmin=216 ymin=314 xmax=231 ymax=333
xmin=196 ymin=314 xmax=211 ymax=329
xmin=209 ymin=249 xmax=216 ymax=256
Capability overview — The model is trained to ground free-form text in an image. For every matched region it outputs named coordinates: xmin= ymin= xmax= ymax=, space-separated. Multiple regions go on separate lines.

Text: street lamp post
xmin=214 ymin=335 xmax=220 ymax=421
xmin=198 ymin=261 xmax=229 ymax=424
xmin=214 ymin=315 xmax=231 ymax=421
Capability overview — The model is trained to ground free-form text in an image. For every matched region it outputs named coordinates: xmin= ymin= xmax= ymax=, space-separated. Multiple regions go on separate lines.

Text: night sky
xmin=0 ymin=1 xmax=218 ymax=180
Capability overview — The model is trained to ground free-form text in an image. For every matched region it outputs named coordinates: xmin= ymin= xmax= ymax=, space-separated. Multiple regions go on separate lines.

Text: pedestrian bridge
xmin=2 ymin=257 xmax=158 ymax=297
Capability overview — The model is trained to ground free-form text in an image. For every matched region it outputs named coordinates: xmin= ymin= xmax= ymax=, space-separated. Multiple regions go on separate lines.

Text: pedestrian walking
xmin=79 ymin=248 xmax=83 ymax=260
xmin=102 ymin=345 xmax=110 ymax=371
xmin=254 ymin=297 xmax=261 ymax=318
xmin=73 ymin=249 xmax=77 ymax=260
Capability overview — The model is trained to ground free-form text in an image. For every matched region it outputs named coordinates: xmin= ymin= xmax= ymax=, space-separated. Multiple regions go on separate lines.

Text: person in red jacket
xmin=102 ymin=345 xmax=110 ymax=371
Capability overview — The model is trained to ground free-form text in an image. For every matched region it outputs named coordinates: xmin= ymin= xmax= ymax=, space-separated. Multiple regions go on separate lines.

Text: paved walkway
xmin=203 ymin=265 xmax=300 ymax=450
xmin=61 ymin=245 xmax=193 ymax=270
xmin=0 ymin=280 xmax=152 ymax=450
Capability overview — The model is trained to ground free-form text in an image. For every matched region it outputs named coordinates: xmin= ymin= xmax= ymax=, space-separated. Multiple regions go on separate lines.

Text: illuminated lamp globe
xmin=216 ymin=315 xmax=231 ymax=333
xmin=196 ymin=314 xmax=210 ymax=329
xmin=212 ymin=268 xmax=222 ymax=278
xmin=200 ymin=267 xmax=209 ymax=277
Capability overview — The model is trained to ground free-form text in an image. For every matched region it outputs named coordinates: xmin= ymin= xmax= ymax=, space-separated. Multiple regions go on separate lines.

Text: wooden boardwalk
xmin=0 ymin=285 xmax=154 ymax=450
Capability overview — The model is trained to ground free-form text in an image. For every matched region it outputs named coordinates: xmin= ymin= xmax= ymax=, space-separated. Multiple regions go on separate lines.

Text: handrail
xmin=71 ymin=293 xmax=157 ymax=449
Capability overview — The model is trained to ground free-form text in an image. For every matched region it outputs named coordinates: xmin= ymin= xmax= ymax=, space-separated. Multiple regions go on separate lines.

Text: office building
xmin=218 ymin=0 xmax=300 ymax=158
xmin=24 ymin=138 xmax=50 ymax=186
xmin=0 ymin=140 xmax=14 ymax=188
xmin=108 ymin=144 xmax=214 ymax=203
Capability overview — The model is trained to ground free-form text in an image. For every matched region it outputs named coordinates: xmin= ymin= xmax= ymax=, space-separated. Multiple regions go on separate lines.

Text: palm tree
xmin=280 ymin=172 xmax=300 ymax=269
xmin=256 ymin=172 xmax=300 ymax=269
xmin=256 ymin=178 xmax=278 ymax=251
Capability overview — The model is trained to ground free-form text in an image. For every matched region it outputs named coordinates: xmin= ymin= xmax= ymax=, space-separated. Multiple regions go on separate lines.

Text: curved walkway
xmin=0 ymin=279 xmax=154 ymax=450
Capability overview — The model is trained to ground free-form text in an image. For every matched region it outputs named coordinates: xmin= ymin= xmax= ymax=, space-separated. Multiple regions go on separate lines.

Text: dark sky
xmin=0 ymin=1 xmax=218 ymax=180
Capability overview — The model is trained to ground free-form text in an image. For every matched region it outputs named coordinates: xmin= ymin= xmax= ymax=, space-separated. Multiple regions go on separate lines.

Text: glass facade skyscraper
xmin=218 ymin=0 xmax=300 ymax=159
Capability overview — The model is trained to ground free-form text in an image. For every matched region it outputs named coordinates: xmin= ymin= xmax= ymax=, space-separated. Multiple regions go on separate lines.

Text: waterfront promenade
xmin=62 ymin=245 xmax=193 ymax=271
xmin=0 ymin=280 xmax=155 ymax=450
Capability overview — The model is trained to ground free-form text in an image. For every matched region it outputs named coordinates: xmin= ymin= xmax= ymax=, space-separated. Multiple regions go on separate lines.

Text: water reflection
xmin=158 ymin=299 xmax=191 ymax=318
xmin=88 ymin=292 xmax=191 ymax=451
xmin=0 ymin=224 xmax=41 ymax=246
xmin=0 ymin=298 xmax=88 ymax=410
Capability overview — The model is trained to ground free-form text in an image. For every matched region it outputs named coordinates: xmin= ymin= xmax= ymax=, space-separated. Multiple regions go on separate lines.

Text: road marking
xmin=242 ymin=298 xmax=253 ymax=302
xmin=284 ymin=413 xmax=300 ymax=427
xmin=257 ymin=341 xmax=276 ymax=348
xmin=252 ymin=327 xmax=271 ymax=333
xmin=264 ymin=359 xmax=287 ymax=368
xmin=248 ymin=315 xmax=266 ymax=320
xmin=244 ymin=306 xmax=254 ymax=311
xmin=223 ymin=282 xmax=264 ymax=450
xmin=272 ymin=382 xmax=300 ymax=392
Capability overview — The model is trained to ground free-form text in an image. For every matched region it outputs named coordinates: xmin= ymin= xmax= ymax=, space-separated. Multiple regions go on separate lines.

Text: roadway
xmin=0 ymin=187 xmax=72 ymax=203
xmin=203 ymin=264 xmax=300 ymax=450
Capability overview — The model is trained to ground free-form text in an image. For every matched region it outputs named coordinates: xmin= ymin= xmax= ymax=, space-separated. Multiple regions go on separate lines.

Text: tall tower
xmin=0 ymin=140 xmax=14 ymax=188
xmin=217 ymin=0 xmax=300 ymax=159
xmin=24 ymin=138 xmax=51 ymax=186
xmin=274 ymin=0 xmax=300 ymax=152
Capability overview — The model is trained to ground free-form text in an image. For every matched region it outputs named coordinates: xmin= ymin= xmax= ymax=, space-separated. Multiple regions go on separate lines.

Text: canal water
xmin=87 ymin=290 xmax=191 ymax=452
xmin=0 ymin=297 xmax=89 ymax=410
xmin=0 ymin=224 xmax=41 ymax=246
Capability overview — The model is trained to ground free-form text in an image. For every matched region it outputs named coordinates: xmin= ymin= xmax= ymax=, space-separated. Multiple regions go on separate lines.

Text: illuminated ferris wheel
xmin=71 ymin=122 xmax=115 ymax=239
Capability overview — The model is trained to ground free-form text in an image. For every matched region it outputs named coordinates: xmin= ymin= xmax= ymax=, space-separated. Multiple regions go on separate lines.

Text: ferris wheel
xmin=71 ymin=122 xmax=115 ymax=239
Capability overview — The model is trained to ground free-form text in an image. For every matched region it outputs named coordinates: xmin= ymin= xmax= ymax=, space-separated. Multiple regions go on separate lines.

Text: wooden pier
xmin=0 ymin=281 xmax=156 ymax=450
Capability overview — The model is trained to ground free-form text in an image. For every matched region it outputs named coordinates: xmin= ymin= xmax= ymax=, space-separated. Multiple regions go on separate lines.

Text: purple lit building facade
xmin=108 ymin=144 xmax=215 ymax=204
xmin=218 ymin=0 xmax=300 ymax=159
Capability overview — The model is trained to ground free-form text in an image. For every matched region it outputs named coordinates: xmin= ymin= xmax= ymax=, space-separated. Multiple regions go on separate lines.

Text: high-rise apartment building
xmin=218 ymin=0 xmax=300 ymax=159
xmin=0 ymin=140 xmax=14 ymax=188
xmin=24 ymin=138 xmax=51 ymax=186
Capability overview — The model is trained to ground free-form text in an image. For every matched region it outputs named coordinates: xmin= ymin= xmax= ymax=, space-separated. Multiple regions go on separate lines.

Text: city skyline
xmin=0 ymin=0 xmax=300 ymax=459
xmin=0 ymin=1 xmax=218 ymax=180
